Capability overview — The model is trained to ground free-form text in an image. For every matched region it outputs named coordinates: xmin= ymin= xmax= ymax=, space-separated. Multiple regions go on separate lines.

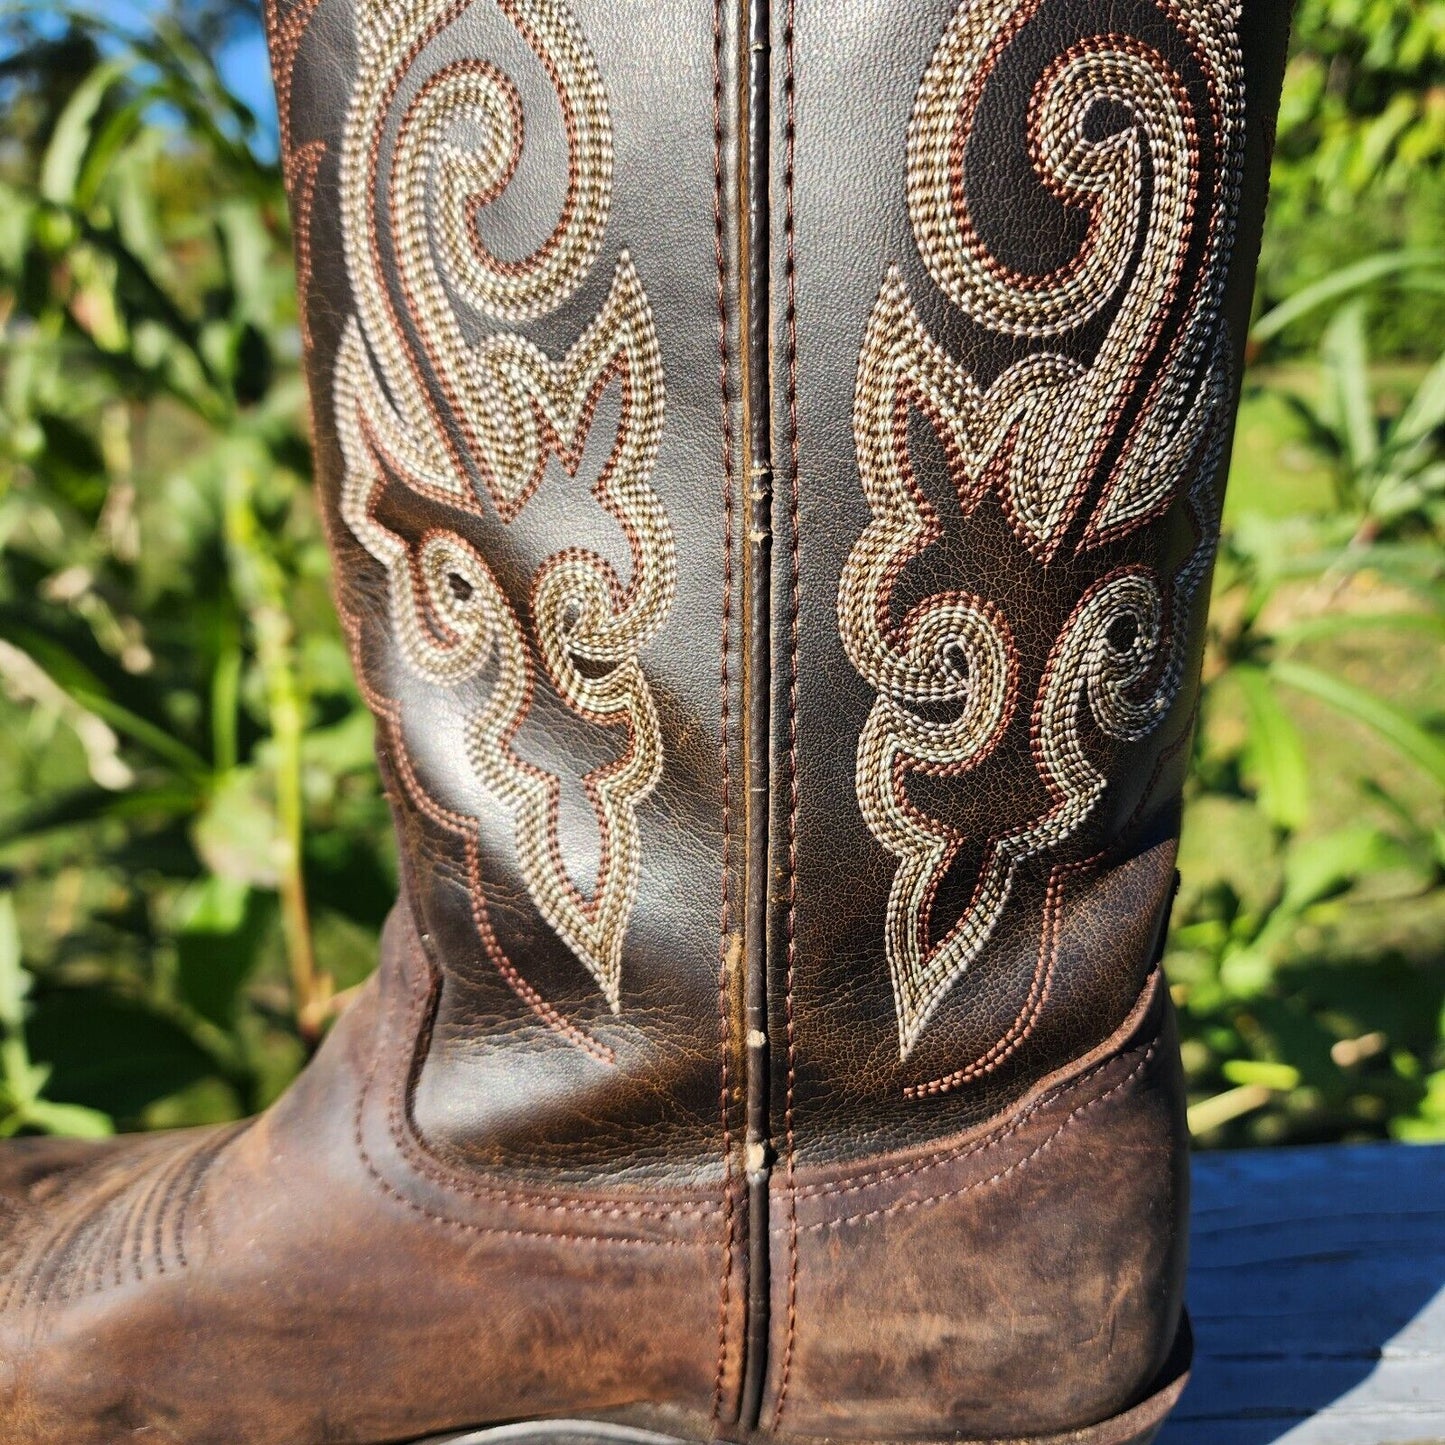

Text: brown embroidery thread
xmin=334 ymin=0 xmax=675 ymax=1020
xmin=840 ymin=0 xmax=1245 ymax=1059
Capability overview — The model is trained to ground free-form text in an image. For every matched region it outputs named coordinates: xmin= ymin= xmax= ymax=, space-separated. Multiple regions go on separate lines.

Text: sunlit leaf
xmin=1320 ymin=300 xmax=1377 ymax=477
xmin=1232 ymin=664 xmax=1311 ymax=831
xmin=1273 ymin=658 xmax=1445 ymax=790
xmin=38 ymin=57 xmax=127 ymax=206
xmin=1222 ymin=1059 xmax=1302 ymax=1091
xmin=1276 ymin=611 xmax=1445 ymax=647
xmin=1393 ymin=347 xmax=1445 ymax=451
xmin=1278 ymin=825 xmax=1402 ymax=916
xmin=21 ymin=1098 xmax=114 ymax=1138
xmin=1252 ymin=249 xmax=1445 ymax=344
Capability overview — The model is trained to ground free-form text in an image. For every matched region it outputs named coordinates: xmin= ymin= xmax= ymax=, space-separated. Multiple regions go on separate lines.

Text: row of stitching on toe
xmin=0 ymin=1124 xmax=247 ymax=1315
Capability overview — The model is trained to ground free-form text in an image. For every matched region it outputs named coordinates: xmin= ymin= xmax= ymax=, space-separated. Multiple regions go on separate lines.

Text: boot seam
xmin=792 ymin=968 xmax=1163 ymax=1200
xmin=801 ymin=1035 xmax=1158 ymax=1231
xmin=710 ymin=0 xmax=741 ymax=1417
xmin=773 ymin=0 xmax=803 ymax=1422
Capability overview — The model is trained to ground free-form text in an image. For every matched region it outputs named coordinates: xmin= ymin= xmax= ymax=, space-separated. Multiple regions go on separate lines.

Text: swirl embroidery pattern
xmin=839 ymin=0 xmax=1245 ymax=1059
xmin=334 ymin=0 xmax=674 ymax=1025
xmin=265 ymin=0 xmax=325 ymax=348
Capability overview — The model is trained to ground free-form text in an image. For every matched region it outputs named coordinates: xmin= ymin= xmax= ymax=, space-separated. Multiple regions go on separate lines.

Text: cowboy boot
xmin=0 ymin=0 xmax=1289 ymax=1440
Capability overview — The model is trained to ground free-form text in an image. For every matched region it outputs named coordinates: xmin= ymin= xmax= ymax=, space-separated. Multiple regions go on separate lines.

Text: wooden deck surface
xmin=1160 ymin=1142 xmax=1445 ymax=1445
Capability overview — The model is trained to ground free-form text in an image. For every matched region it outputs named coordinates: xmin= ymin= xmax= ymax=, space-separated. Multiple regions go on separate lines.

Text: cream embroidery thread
xmin=840 ymin=0 xmax=1245 ymax=1057
xmin=335 ymin=0 xmax=674 ymax=1013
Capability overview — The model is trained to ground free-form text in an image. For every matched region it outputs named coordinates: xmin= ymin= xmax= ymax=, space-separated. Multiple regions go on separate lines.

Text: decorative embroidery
xmin=333 ymin=0 xmax=674 ymax=1016
xmin=0 ymin=1125 xmax=247 ymax=1311
xmin=840 ymin=0 xmax=1244 ymax=1058
xmin=265 ymin=0 xmax=325 ymax=348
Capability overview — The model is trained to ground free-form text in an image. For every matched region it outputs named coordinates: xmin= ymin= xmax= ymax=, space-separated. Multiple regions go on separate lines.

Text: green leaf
xmin=1222 ymin=1059 xmax=1302 ymax=1091
xmin=1273 ymin=659 xmax=1445 ymax=791
xmin=0 ymin=896 xmax=27 ymax=1034
xmin=69 ymin=687 xmax=211 ymax=782
xmin=1393 ymin=1071 xmax=1445 ymax=1143
xmin=0 ymin=182 xmax=36 ymax=275
xmin=218 ymin=202 xmax=274 ymax=327
xmin=300 ymin=709 xmax=377 ymax=775
xmin=0 ymin=624 xmax=210 ymax=781
xmin=0 ymin=901 xmax=116 ymax=1138
xmin=1233 ymin=665 xmax=1311 ymax=831
xmin=1276 ymin=611 xmax=1445 ymax=647
xmin=1279 ymin=826 xmax=1401 ymax=917
xmin=193 ymin=767 xmax=282 ymax=888
xmin=26 ymin=989 xmax=220 ymax=1124
xmin=1218 ymin=945 xmax=1276 ymax=997
xmin=1393 ymin=346 xmax=1445 ymax=451
xmin=1321 ymin=300 xmax=1377 ymax=476
xmin=1251 ymin=250 xmax=1445 ymax=345
xmin=74 ymin=93 xmax=151 ymax=212
xmin=21 ymin=1099 xmax=114 ymax=1139
xmin=39 ymin=58 xmax=128 ymax=206
xmin=175 ymin=877 xmax=275 ymax=1029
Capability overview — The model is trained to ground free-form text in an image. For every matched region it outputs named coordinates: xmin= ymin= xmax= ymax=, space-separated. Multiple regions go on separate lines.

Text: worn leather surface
xmin=0 ymin=915 xmax=1179 ymax=1445
xmin=0 ymin=908 xmax=740 ymax=1444
xmin=766 ymin=0 xmax=1289 ymax=1164
xmin=762 ymin=971 xmax=1189 ymax=1437
xmin=0 ymin=0 xmax=1290 ymax=1440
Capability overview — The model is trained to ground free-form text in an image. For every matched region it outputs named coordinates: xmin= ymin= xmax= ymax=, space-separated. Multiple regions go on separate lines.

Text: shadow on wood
xmin=1160 ymin=1142 xmax=1445 ymax=1445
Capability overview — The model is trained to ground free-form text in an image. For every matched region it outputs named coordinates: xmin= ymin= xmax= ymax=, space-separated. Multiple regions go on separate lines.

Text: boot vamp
xmin=0 ymin=971 xmax=725 ymax=1445
xmin=0 ymin=1132 xmax=151 ymax=1210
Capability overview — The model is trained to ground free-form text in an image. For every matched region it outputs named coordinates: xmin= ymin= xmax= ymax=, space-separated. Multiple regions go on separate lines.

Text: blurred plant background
xmin=0 ymin=0 xmax=1442 ymax=1146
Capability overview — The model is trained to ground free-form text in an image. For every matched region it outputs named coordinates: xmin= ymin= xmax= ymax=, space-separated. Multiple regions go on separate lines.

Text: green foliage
xmin=0 ymin=12 xmax=392 ymax=1134
xmin=1176 ymin=256 xmax=1445 ymax=1147
xmin=1277 ymin=0 xmax=1445 ymax=196
xmin=0 ymin=895 xmax=112 ymax=1136
xmin=1260 ymin=0 xmax=1445 ymax=356
xmin=0 ymin=6 xmax=1440 ymax=1148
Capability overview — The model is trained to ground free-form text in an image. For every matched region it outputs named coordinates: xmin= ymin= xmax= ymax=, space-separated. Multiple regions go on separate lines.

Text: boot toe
xmin=0 ymin=1124 xmax=246 ymax=1443
xmin=0 ymin=1133 xmax=139 ymax=1206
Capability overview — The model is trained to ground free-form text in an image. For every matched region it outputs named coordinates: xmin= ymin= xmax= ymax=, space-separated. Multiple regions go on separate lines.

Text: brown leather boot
xmin=0 ymin=1 xmax=1289 ymax=1441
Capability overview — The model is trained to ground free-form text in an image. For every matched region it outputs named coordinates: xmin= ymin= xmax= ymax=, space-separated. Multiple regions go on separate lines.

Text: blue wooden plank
xmin=1160 ymin=1142 xmax=1445 ymax=1445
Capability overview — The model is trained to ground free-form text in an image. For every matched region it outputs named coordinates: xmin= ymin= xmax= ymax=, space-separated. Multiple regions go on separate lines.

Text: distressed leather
xmin=0 ymin=906 xmax=736 ymax=1444
xmin=0 ymin=1 xmax=1290 ymax=1441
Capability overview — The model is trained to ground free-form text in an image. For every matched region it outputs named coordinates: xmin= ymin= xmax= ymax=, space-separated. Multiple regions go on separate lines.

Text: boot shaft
xmin=769 ymin=0 xmax=1288 ymax=1164
xmin=264 ymin=0 xmax=1288 ymax=1183
xmin=269 ymin=0 xmax=746 ymax=1181
xmin=0 ymin=4 xmax=1296 ymax=1442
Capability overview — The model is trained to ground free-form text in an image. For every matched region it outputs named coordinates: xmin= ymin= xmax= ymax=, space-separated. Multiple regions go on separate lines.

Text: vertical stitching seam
xmin=711 ymin=0 xmax=739 ymax=1418
xmin=774 ymin=0 xmax=802 ymax=1420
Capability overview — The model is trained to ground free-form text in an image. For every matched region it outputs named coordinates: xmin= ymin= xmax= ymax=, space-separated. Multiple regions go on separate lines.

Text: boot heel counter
xmin=767 ymin=973 xmax=1189 ymax=1441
